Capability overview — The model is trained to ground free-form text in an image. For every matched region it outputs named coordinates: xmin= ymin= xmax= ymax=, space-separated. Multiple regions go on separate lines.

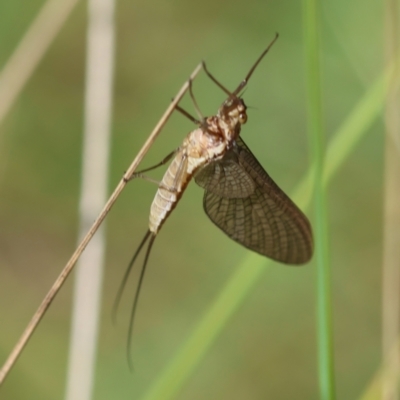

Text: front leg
xmin=123 ymin=149 xmax=177 ymax=183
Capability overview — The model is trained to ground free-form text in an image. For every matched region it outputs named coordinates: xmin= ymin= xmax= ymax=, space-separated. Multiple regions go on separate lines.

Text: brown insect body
xmin=150 ymin=98 xmax=246 ymax=234
xmin=115 ymin=35 xmax=313 ymax=366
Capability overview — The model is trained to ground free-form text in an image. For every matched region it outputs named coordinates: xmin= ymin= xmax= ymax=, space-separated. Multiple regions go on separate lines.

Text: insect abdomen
xmin=149 ymin=151 xmax=189 ymax=234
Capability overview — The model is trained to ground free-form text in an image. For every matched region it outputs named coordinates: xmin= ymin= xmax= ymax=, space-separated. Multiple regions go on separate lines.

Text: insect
xmin=115 ymin=34 xmax=313 ymax=360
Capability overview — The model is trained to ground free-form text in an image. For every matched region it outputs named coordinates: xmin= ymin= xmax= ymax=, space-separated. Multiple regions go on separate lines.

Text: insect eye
xmin=239 ymin=112 xmax=247 ymax=124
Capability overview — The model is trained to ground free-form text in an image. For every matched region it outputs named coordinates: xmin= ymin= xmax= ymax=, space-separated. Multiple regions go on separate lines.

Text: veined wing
xmin=201 ymin=137 xmax=313 ymax=264
xmin=194 ymin=149 xmax=255 ymax=198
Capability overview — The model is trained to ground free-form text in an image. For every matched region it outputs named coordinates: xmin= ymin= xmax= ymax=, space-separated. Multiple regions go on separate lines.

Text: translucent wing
xmin=202 ymin=137 xmax=313 ymax=264
xmin=194 ymin=151 xmax=255 ymax=198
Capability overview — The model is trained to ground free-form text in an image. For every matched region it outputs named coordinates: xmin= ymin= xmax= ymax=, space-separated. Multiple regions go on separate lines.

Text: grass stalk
xmin=381 ymin=1 xmax=400 ymax=399
xmin=302 ymin=0 xmax=335 ymax=399
xmin=140 ymin=61 xmax=394 ymax=400
xmin=64 ymin=0 xmax=115 ymax=399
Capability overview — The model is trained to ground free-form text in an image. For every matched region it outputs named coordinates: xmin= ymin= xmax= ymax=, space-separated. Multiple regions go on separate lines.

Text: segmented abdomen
xmin=149 ymin=150 xmax=190 ymax=234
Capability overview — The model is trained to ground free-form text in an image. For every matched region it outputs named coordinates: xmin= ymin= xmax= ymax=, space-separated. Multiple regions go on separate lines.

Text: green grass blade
xmin=302 ymin=0 xmax=335 ymax=398
xmin=140 ymin=64 xmax=392 ymax=400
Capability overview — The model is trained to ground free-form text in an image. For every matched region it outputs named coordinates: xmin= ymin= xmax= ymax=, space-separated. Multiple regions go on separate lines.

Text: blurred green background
xmin=0 ymin=0 xmax=384 ymax=399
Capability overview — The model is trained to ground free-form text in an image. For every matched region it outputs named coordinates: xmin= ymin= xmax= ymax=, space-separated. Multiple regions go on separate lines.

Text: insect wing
xmin=195 ymin=153 xmax=255 ymax=198
xmin=202 ymin=137 xmax=313 ymax=264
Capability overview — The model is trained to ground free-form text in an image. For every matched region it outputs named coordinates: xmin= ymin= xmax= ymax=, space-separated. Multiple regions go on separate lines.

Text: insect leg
xmin=174 ymin=102 xmax=211 ymax=137
xmin=232 ymin=33 xmax=279 ymax=95
xmin=201 ymin=60 xmax=232 ymax=96
xmin=201 ymin=33 xmax=279 ymax=98
xmin=125 ymin=149 xmax=181 ymax=191
xmin=132 ymin=173 xmax=178 ymax=193
xmin=124 ymin=149 xmax=177 ymax=182
xmin=187 ymin=78 xmax=204 ymax=121
xmin=174 ymin=104 xmax=201 ymax=125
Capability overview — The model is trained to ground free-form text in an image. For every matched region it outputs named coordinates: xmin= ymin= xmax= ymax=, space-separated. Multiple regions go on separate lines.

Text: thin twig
xmin=0 ymin=62 xmax=202 ymax=386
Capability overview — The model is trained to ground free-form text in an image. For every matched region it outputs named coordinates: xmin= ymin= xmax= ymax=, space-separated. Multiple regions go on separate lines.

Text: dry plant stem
xmin=0 ymin=62 xmax=202 ymax=386
xmin=65 ymin=0 xmax=115 ymax=398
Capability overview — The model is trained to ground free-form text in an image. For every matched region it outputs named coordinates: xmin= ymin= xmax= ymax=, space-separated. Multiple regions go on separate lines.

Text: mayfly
xmin=115 ymin=34 xmax=313 ymax=358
